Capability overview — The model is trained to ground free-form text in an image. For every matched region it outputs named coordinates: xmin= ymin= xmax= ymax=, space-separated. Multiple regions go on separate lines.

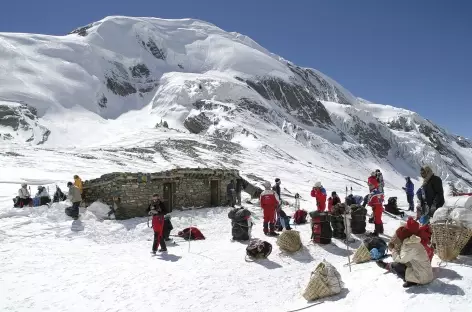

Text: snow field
xmin=1 ymin=198 xmax=471 ymax=312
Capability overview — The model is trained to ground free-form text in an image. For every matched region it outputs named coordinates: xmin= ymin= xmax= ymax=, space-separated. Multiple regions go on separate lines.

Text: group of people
xmin=257 ymin=166 xmax=445 ymax=288
xmin=14 ymin=175 xmax=85 ymax=220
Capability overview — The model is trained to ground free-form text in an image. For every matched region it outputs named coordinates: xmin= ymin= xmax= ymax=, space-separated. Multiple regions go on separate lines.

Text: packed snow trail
xmin=1 ymin=200 xmax=471 ymax=312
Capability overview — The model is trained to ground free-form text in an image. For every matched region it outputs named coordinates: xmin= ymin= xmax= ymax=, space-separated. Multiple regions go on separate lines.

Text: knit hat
xmin=405 ymin=217 xmax=420 ymax=235
xmin=395 ymin=226 xmax=413 ymax=241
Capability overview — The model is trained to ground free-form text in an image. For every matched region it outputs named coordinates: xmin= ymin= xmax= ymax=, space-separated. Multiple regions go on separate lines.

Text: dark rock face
xmin=245 ymin=77 xmax=333 ymax=128
xmin=184 ymin=113 xmax=212 ymax=134
xmin=145 ymin=39 xmax=166 ymax=60
xmin=105 ymin=62 xmax=137 ymax=96
xmin=0 ymin=104 xmax=35 ymax=131
xmin=98 ymin=95 xmax=108 ymax=108
xmin=0 ymin=104 xmax=50 ymax=144
xmin=69 ymin=23 xmax=94 ymax=36
xmin=130 ymin=64 xmax=150 ymax=78
xmin=287 ymin=63 xmax=354 ymax=105
xmin=349 ymin=116 xmax=391 ymax=158
xmin=387 ymin=116 xmax=415 ymax=132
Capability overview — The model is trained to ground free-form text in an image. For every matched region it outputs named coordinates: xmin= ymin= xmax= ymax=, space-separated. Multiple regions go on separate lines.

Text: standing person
xmin=18 ymin=183 xmax=32 ymax=208
xmin=418 ymin=166 xmax=445 ymax=224
xmin=375 ymin=169 xmax=385 ymax=193
xmin=368 ymin=174 xmax=384 ymax=235
xmin=66 ymin=182 xmax=82 ymax=220
xmin=402 ymin=177 xmax=415 ymax=211
xmin=235 ymin=179 xmax=243 ymax=206
xmin=310 ymin=182 xmax=327 ymax=212
xmin=226 ymin=180 xmax=236 ymax=208
xmin=327 ymin=191 xmax=341 ymax=213
xmin=147 ymin=194 xmax=168 ymax=254
xmin=74 ymin=175 xmax=83 ymax=194
xmin=272 ymin=178 xmax=282 ymax=228
xmin=260 ymin=181 xmax=280 ymax=236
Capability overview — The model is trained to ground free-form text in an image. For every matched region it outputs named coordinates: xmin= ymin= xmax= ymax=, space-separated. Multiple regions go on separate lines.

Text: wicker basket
xmin=277 ymin=230 xmax=302 ymax=252
xmin=302 ymin=260 xmax=343 ymax=301
xmin=431 ymin=220 xmax=472 ymax=261
xmin=352 ymin=243 xmax=371 ymax=264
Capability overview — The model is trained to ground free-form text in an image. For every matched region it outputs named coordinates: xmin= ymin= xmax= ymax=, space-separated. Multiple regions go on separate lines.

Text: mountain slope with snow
xmin=0 ymin=15 xmax=471 ymax=192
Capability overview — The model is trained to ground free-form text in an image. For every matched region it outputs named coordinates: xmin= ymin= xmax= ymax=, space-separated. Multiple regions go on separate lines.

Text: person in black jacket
xmin=147 ymin=194 xmax=168 ymax=254
xmin=419 ymin=166 xmax=445 ymax=223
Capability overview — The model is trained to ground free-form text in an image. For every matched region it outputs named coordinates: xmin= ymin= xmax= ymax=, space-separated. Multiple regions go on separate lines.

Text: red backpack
xmin=177 ymin=227 xmax=205 ymax=240
xmin=293 ymin=210 xmax=308 ymax=224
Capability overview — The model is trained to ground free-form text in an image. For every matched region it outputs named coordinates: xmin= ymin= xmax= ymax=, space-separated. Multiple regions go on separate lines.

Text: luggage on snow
xmin=246 ymin=239 xmax=272 ymax=259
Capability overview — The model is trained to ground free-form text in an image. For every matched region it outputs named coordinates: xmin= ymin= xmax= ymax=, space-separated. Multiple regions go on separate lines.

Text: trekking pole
xmin=344 ymin=186 xmax=351 ymax=272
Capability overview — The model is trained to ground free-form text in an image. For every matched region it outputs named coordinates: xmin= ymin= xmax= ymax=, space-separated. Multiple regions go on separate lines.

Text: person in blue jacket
xmin=402 ymin=177 xmax=415 ymax=211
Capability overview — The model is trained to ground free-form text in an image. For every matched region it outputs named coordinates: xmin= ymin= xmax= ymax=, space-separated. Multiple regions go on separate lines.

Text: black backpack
xmin=246 ymin=239 xmax=272 ymax=259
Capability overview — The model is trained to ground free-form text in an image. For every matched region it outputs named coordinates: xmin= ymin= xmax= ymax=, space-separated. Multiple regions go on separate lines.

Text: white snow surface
xmin=0 ymin=15 xmax=472 ymax=311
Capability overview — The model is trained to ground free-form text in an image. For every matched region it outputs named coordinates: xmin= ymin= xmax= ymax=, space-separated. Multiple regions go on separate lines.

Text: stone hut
xmin=82 ymin=168 xmax=260 ymax=219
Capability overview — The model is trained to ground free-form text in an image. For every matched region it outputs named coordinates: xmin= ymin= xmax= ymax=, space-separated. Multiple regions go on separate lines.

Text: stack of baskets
xmin=431 ymin=220 xmax=472 ymax=261
xmin=276 ymin=230 xmax=302 ymax=252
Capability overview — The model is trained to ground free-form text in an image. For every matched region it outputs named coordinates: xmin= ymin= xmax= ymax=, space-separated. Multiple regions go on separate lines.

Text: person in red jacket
xmin=311 ymin=182 xmax=327 ymax=212
xmin=260 ymin=181 xmax=280 ymax=236
xmin=367 ymin=173 xmax=384 ymax=235
xmin=147 ymin=194 xmax=168 ymax=254
xmin=327 ymin=191 xmax=341 ymax=213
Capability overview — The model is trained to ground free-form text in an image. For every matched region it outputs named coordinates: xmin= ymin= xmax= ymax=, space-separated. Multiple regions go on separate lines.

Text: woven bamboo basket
xmin=431 ymin=220 xmax=472 ymax=261
xmin=277 ymin=230 xmax=302 ymax=252
xmin=302 ymin=260 xmax=343 ymax=301
xmin=352 ymin=243 xmax=371 ymax=264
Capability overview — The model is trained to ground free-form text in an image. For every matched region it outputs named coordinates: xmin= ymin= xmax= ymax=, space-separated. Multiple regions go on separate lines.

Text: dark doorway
xmin=210 ymin=180 xmax=220 ymax=206
xmin=163 ymin=183 xmax=175 ymax=212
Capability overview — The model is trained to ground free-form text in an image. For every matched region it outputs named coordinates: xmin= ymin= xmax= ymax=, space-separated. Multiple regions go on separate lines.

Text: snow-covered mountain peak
xmin=0 ymin=15 xmax=471 ymax=192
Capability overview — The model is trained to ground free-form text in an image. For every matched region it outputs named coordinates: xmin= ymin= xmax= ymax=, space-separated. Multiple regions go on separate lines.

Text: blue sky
xmin=1 ymin=0 xmax=471 ymax=137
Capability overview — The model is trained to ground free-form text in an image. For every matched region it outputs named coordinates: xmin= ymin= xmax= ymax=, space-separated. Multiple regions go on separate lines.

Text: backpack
xmin=246 ymin=239 xmax=272 ymax=259
xmin=294 ymin=210 xmax=308 ymax=224
xmin=177 ymin=227 xmax=205 ymax=240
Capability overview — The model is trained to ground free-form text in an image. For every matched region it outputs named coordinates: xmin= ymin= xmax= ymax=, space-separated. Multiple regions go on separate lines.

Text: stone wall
xmin=82 ymin=168 xmax=248 ymax=219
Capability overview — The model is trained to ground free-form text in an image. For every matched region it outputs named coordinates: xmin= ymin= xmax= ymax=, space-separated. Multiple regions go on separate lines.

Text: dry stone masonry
xmin=82 ymin=168 xmax=260 ymax=219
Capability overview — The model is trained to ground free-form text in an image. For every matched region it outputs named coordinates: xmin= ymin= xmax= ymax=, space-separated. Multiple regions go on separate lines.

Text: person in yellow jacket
xmin=74 ymin=175 xmax=83 ymax=194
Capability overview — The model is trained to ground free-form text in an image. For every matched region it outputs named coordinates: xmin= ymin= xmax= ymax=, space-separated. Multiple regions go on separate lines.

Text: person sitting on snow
xmin=35 ymin=186 xmax=51 ymax=206
xmin=53 ymin=185 xmax=67 ymax=203
xmin=17 ymin=183 xmax=32 ymax=208
xmin=377 ymin=217 xmax=434 ymax=288
xmin=260 ymin=181 xmax=280 ymax=236
xmin=328 ymin=191 xmax=341 ymax=213
xmin=311 ymin=182 xmax=327 ymax=212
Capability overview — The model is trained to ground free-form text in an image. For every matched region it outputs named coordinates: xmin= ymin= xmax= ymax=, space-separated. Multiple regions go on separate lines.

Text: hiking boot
xmin=376 ymin=260 xmax=387 ymax=269
xmin=267 ymin=232 xmax=279 ymax=237
xmin=151 ymin=251 xmax=156 ymax=255
xmin=159 ymin=249 xmax=167 ymax=252
xmin=403 ymin=281 xmax=418 ymax=288
xmin=286 ymin=226 xmax=292 ymax=231
xmin=375 ymin=223 xmax=384 ymax=235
